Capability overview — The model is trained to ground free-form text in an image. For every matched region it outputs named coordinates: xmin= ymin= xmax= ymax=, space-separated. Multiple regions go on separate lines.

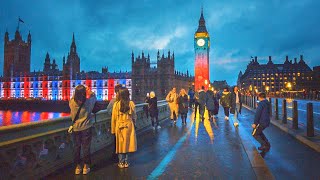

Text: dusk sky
xmin=0 ymin=0 xmax=319 ymax=85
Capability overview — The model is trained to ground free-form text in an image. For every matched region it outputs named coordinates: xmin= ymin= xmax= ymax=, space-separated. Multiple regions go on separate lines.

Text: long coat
xmin=166 ymin=91 xmax=179 ymax=111
xmin=205 ymin=90 xmax=215 ymax=111
xmin=111 ymin=101 xmax=137 ymax=154
xmin=178 ymin=94 xmax=188 ymax=114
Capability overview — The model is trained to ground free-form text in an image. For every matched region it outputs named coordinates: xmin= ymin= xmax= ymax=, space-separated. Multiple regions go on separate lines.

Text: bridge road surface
xmin=46 ymin=107 xmax=262 ymax=179
xmin=238 ymin=106 xmax=320 ymax=179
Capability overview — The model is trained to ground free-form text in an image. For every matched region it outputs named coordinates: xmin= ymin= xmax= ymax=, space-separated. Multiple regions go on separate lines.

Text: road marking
xmin=147 ymin=120 xmax=194 ymax=179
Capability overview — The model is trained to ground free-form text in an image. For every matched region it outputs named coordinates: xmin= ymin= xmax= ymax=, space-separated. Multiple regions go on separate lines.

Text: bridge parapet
xmin=0 ymin=100 xmax=169 ymax=179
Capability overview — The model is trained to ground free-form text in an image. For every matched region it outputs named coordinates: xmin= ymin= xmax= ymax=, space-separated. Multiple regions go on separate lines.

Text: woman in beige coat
xmin=166 ymin=87 xmax=179 ymax=124
xmin=111 ymin=88 xmax=137 ymax=168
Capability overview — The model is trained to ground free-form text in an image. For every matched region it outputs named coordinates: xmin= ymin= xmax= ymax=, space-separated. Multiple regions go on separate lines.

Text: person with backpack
xmin=206 ymin=87 xmax=215 ymax=121
xmin=213 ymin=90 xmax=220 ymax=118
xmin=220 ymin=87 xmax=231 ymax=120
xmin=252 ymin=92 xmax=271 ymax=152
xmin=188 ymin=88 xmax=195 ymax=108
xmin=69 ymin=85 xmax=96 ymax=175
xmin=111 ymin=88 xmax=137 ymax=168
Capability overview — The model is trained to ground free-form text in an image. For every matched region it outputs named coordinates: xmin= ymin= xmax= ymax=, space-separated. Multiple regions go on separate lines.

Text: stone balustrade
xmin=0 ymin=100 xmax=169 ymax=179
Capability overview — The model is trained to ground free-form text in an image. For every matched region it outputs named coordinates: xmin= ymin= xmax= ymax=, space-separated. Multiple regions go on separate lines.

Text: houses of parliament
xmin=1 ymin=28 xmax=192 ymax=102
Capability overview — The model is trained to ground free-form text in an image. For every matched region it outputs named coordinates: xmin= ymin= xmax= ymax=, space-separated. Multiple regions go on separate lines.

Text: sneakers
xmin=233 ymin=122 xmax=239 ymax=127
xmin=124 ymin=162 xmax=130 ymax=168
xmin=75 ymin=167 xmax=82 ymax=175
xmin=157 ymin=125 xmax=161 ymax=129
xmin=174 ymin=120 xmax=177 ymax=125
xmin=152 ymin=127 xmax=156 ymax=130
xmin=83 ymin=167 xmax=90 ymax=175
xmin=225 ymin=116 xmax=229 ymax=120
xmin=118 ymin=162 xmax=125 ymax=168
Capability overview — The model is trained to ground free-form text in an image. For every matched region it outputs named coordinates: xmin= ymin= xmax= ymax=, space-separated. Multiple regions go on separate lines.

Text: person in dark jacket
xmin=178 ymin=89 xmax=189 ymax=125
xmin=230 ymin=86 xmax=242 ymax=127
xmin=213 ymin=90 xmax=220 ymax=118
xmin=188 ymin=88 xmax=195 ymax=108
xmin=146 ymin=91 xmax=161 ymax=130
xmin=252 ymin=92 xmax=271 ymax=152
xmin=143 ymin=93 xmax=150 ymax=118
xmin=194 ymin=91 xmax=199 ymax=118
xmin=198 ymin=86 xmax=206 ymax=121
xmin=220 ymin=87 xmax=231 ymax=120
xmin=206 ymin=88 xmax=215 ymax=121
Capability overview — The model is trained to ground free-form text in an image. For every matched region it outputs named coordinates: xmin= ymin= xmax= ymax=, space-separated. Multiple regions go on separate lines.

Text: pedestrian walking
xmin=206 ymin=88 xmax=215 ymax=121
xmin=178 ymin=89 xmax=189 ymax=125
xmin=252 ymin=92 xmax=271 ymax=152
xmin=220 ymin=87 xmax=231 ymax=120
xmin=166 ymin=87 xmax=179 ymax=125
xmin=198 ymin=86 xmax=206 ymax=121
xmin=143 ymin=93 xmax=150 ymax=118
xmin=188 ymin=88 xmax=195 ymax=108
xmin=146 ymin=91 xmax=161 ymax=130
xmin=194 ymin=90 xmax=199 ymax=118
xmin=230 ymin=86 xmax=242 ymax=127
xmin=111 ymin=88 xmax=137 ymax=168
xmin=213 ymin=90 xmax=220 ymax=118
xmin=69 ymin=85 xmax=97 ymax=175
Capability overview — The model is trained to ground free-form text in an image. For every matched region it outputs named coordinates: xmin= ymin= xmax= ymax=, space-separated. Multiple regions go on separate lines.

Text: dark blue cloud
xmin=0 ymin=0 xmax=319 ymax=85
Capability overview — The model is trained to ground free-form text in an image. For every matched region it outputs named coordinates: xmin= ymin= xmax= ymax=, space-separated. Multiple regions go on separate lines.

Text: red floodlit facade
xmin=194 ymin=9 xmax=210 ymax=90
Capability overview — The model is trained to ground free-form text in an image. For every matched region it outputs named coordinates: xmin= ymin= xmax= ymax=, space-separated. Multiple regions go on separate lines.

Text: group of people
xmin=69 ymin=84 xmax=137 ymax=175
xmin=165 ymin=88 xmax=189 ymax=125
xmin=68 ymin=83 xmax=271 ymax=175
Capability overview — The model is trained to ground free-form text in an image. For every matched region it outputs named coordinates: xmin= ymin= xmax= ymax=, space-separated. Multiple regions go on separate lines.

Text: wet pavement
xmin=235 ymin=107 xmax=320 ymax=180
xmin=46 ymin=107 xmax=260 ymax=179
xmin=46 ymin=106 xmax=320 ymax=179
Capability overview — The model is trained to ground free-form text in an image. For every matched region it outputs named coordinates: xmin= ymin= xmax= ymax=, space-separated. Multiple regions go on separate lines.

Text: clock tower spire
xmin=194 ymin=7 xmax=210 ymax=90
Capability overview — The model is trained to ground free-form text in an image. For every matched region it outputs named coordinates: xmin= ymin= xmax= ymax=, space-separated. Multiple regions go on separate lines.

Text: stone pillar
xmin=275 ymin=98 xmax=279 ymax=120
xmin=282 ymin=99 xmax=287 ymax=124
xmin=307 ymin=103 xmax=314 ymax=137
xmin=292 ymin=100 xmax=298 ymax=129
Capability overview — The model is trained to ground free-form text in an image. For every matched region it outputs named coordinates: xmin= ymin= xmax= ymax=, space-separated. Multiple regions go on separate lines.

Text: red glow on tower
xmin=194 ymin=8 xmax=210 ymax=91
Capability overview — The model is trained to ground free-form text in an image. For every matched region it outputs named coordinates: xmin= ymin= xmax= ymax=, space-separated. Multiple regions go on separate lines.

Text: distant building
xmin=237 ymin=55 xmax=313 ymax=94
xmin=211 ymin=80 xmax=229 ymax=91
xmin=131 ymin=50 xmax=193 ymax=103
xmin=3 ymin=29 xmax=31 ymax=77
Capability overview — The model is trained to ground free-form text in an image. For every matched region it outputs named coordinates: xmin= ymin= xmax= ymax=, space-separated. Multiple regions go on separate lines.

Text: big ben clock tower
xmin=194 ymin=8 xmax=210 ymax=90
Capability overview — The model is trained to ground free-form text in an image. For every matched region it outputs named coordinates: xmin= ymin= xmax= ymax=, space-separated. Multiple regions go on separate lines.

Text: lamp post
xmin=265 ymin=86 xmax=269 ymax=96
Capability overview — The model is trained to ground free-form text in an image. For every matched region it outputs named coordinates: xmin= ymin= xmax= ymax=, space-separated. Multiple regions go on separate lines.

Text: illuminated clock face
xmin=197 ymin=39 xmax=205 ymax=46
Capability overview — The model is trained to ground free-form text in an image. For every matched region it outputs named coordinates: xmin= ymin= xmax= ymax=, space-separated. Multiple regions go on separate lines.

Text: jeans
xmin=223 ymin=107 xmax=230 ymax=117
xmin=73 ymin=128 xmax=92 ymax=165
xmin=253 ymin=125 xmax=269 ymax=147
xmin=234 ymin=103 xmax=240 ymax=123
xmin=118 ymin=153 xmax=128 ymax=163
xmin=150 ymin=116 xmax=159 ymax=127
xmin=199 ymin=104 xmax=205 ymax=120
xmin=180 ymin=113 xmax=187 ymax=123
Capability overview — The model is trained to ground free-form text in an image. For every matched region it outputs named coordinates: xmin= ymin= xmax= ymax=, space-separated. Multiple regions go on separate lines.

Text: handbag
xmin=68 ymin=100 xmax=85 ymax=134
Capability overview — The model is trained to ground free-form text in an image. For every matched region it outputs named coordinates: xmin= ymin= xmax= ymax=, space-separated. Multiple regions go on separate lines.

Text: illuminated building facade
xmin=194 ymin=8 xmax=210 ymax=90
xmin=1 ymin=30 xmax=131 ymax=101
xmin=238 ymin=55 xmax=313 ymax=94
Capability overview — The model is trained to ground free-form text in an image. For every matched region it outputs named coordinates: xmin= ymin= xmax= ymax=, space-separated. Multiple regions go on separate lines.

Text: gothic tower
xmin=194 ymin=8 xmax=210 ymax=90
xmin=63 ymin=33 xmax=80 ymax=79
xmin=3 ymin=29 xmax=31 ymax=77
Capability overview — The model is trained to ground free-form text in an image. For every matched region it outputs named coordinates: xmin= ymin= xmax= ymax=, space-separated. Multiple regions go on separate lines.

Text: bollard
xmin=307 ymin=103 xmax=314 ymax=137
xmin=275 ymin=98 xmax=279 ymax=120
xmin=282 ymin=99 xmax=287 ymax=124
xmin=269 ymin=98 xmax=272 ymax=117
xmin=292 ymin=101 xmax=298 ymax=129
